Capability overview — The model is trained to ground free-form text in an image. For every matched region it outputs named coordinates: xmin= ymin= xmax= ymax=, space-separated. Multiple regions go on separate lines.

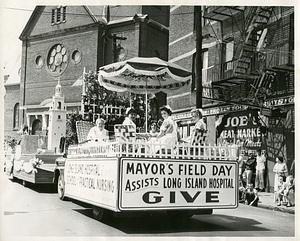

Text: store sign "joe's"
xmin=219 ymin=110 xmax=261 ymax=148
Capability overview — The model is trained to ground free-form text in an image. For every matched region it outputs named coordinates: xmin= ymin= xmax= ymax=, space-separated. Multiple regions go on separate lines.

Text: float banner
xmin=64 ymin=158 xmax=118 ymax=209
xmin=119 ymin=158 xmax=238 ymax=210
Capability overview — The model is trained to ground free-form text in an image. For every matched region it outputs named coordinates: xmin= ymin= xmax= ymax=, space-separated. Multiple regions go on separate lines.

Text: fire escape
xmin=203 ymin=6 xmax=278 ymax=109
xmin=203 ymin=6 xmax=295 ymax=165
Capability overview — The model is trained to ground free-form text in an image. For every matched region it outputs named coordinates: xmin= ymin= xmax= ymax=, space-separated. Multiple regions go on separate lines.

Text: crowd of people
xmin=273 ymin=158 xmax=295 ymax=207
xmin=238 ymin=149 xmax=295 ymax=208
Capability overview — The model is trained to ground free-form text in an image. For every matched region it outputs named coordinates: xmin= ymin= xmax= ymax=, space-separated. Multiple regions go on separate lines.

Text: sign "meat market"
xmin=219 ymin=110 xmax=262 ymax=149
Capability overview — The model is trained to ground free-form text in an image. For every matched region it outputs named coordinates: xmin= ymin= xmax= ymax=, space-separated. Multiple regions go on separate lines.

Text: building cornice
xmin=107 ymin=14 xmax=169 ymax=33
xmin=20 ymin=22 xmax=105 ymax=41
xmin=4 ymin=82 xmax=20 ymax=87
xmin=22 ymin=102 xmax=81 ymax=110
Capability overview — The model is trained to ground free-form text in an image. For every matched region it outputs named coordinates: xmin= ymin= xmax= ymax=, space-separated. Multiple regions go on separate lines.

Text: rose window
xmin=47 ymin=44 xmax=68 ymax=75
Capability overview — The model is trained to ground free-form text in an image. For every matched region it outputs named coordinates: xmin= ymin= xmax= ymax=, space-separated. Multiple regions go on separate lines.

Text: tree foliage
xmin=65 ymin=109 xmax=83 ymax=147
xmin=65 ymin=70 xmax=159 ymax=145
xmin=84 ymin=70 xmax=130 ymax=107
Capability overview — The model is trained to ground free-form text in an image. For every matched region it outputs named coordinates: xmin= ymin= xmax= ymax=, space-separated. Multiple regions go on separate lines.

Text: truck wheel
xmin=92 ymin=206 xmax=111 ymax=222
xmin=57 ymin=175 xmax=66 ymax=200
xmin=167 ymin=211 xmax=193 ymax=219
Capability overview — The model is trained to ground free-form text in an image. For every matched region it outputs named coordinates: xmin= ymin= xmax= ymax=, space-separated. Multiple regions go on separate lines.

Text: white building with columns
xmin=23 ymin=79 xmax=66 ymax=152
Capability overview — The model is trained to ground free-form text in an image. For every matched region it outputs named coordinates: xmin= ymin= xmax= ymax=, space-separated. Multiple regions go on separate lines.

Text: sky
xmin=1 ymin=2 xmax=35 ymax=75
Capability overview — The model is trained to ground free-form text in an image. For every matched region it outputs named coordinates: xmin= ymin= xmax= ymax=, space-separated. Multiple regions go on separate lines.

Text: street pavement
xmin=1 ymin=172 xmax=296 ymax=238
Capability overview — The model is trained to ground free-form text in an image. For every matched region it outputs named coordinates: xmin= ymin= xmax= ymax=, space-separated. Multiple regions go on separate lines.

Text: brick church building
xmin=4 ymin=5 xmax=170 ymax=138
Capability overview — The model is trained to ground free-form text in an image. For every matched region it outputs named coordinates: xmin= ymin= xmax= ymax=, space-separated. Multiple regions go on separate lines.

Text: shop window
xmin=13 ymin=103 xmax=19 ymax=129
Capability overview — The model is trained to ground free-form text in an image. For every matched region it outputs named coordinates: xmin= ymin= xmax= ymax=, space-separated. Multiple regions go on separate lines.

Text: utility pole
xmin=195 ymin=6 xmax=202 ymax=108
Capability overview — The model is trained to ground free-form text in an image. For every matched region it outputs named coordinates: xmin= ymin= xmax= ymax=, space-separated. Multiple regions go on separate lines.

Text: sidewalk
xmin=245 ymin=191 xmax=295 ymax=214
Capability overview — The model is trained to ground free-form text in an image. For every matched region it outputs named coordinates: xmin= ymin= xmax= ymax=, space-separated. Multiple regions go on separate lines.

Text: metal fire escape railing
xmin=233 ymin=7 xmax=274 ymax=77
xmin=203 ymin=6 xmax=276 ymax=107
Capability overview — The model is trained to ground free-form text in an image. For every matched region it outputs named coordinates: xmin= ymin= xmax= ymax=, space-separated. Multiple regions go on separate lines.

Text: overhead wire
xmin=5 ymin=6 xmax=294 ymax=56
xmin=4 ymin=6 xmax=200 ymax=18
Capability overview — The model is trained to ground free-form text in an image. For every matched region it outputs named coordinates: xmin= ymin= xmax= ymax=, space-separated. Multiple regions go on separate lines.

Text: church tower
xmin=47 ymin=78 xmax=66 ymax=152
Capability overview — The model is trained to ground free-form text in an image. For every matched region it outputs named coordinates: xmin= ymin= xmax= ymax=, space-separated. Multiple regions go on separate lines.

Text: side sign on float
xmin=64 ymin=158 xmax=118 ymax=209
xmin=119 ymin=158 xmax=238 ymax=210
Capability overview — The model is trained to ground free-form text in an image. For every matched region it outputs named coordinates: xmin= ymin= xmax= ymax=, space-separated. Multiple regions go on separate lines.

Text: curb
xmin=257 ymin=203 xmax=295 ymax=214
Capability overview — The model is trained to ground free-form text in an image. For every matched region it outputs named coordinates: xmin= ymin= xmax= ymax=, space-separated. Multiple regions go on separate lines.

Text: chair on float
xmin=181 ymin=129 xmax=208 ymax=157
xmin=114 ymin=124 xmax=137 ymax=154
xmin=76 ymin=120 xmax=95 ymax=144
xmin=190 ymin=129 xmax=208 ymax=145
xmin=114 ymin=124 xmax=136 ymax=142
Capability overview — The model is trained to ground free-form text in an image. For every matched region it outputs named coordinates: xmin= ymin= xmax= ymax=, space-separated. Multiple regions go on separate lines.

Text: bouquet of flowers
xmin=30 ymin=157 xmax=44 ymax=173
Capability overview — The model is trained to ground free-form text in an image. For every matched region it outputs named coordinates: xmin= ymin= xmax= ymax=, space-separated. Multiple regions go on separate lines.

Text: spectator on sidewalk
xmin=243 ymin=153 xmax=256 ymax=186
xmin=275 ymin=176 xmax=286 ymax=206
xmin=239 ymin=177 xmax=246 ymax=203
xmin=245 ymin=183 xmax=259 ymax=206
xmin=273 ymin=156 xmax=288 ymax=192
xmin=238 ymin=151 xmax=247 ymax=180
xmin=255 ymin=149 xmax=266 ymax=192
xmin=283 ymin=175 xmax=295 ymax=207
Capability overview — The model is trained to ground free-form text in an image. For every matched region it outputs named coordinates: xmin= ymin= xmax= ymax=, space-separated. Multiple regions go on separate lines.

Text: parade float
xmin=54 ymin=58 xmax=239 ymax=221
xmin=56 ymin=134 xmax=238 ymax=220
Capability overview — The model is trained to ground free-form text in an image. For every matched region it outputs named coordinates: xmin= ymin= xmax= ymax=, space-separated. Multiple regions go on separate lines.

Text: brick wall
xmin=142 ymin=22 xmax=169 ymax=59
xmin=23 ymin=27 xmax=102 ymax=107
xmin=4 ymin=84 xmax=20 ymax=138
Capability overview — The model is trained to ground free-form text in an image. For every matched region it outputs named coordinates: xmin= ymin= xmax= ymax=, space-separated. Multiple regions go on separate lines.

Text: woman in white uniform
xmin=154 ymin=105 xmax=178 ymax=153
xmin=122 ymin=108 xmax=137 ymax=130
xmin=87 ymin=118 xmax=109 ymax=142
xmin=183 ymin=108 xmax=206 ymax=144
